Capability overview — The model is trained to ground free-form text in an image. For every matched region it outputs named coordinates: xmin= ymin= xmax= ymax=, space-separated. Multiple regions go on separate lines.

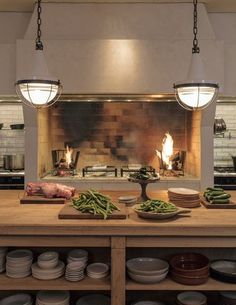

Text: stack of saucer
xmin=0 ymin=247 xmax=7 ymax=273
xmin=168 ymin=188 xmax=200 ymax=208
xmin=6 ymin=249 xmax=33 ymax=278
xmin=36 ymin=291 xmax=70 ymax=305
xmin=65 ymin=261 xmax=86 ymax=282
xmin=0 ymin=293 xmax=33 ymax=305
xmin=118 ymin=196 xmax=137 ymax=206
xmin=86 ymin=263 xmax=109 ymax=279
xmin=32 ymin=251 xmax=64 ymax=280
xmin=67 ymin=249 xmax=88 ymax=266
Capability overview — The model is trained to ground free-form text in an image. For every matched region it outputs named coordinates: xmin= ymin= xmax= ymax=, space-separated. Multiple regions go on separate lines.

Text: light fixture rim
xmin=15 ymin=79 xmax=61 ymax=86
xmin=173 ymin=81 xmax=219 ymax=89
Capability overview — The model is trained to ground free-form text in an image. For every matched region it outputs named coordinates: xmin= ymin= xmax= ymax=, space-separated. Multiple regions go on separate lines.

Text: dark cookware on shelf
xmin=214 ymin=118 xmax=227 ymax=134
xmin=10 ymin=124 xmax=24 ymax=130
xmin=210 ymin=260 xmax=236 ymax=283
xmin=0 ymin=123 xmax=3 ymax=129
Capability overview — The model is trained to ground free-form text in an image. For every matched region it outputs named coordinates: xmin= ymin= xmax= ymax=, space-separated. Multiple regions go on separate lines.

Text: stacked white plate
xmin=168 ymin=188 xmax=200 ymax=208
xmin=0 ymin=293 xmax=33 ymax=305
xmin=86 ymin=263 xmax=109 ymax=279
xmin=36 ymin=291 xmax=70 ymax=305
xmin=0 ymin=247 xmax=7 ymax=273
xmin=38 ymin=252 xmax=59 ymax=269
xmin=67 ymin=249 xmax=88 ymax=266
xmin=76 ymin=294 xmax=110 ymax=305
xmin=126 ymin=257 xmax=169 ymax=284
xmin=65 ymin=261 xmax=86 ymax=282
xmin=6 ymin=249 xmax=33 ymax=278
xmin=118 ymin=196 xmax=137 ymax=206
xmin=32 ymin=260 xmax=65 ymax=280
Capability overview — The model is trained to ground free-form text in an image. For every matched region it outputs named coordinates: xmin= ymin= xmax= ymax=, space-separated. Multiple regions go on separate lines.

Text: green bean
xmin=138 ymin=199 xmax=177 ymax=213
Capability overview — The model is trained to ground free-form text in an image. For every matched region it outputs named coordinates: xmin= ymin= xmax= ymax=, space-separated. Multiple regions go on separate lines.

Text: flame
xmin=65 ymin=145 xmax=73 ymax=168
xmin=156 ymin=132 xmax=174 ymax=170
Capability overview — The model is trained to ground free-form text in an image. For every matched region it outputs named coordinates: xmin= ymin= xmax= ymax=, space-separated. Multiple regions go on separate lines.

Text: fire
xmin=156 ymin=132 xmax=174 ymax=170
xmin=65 ymin=145 xmax=73 ymax=168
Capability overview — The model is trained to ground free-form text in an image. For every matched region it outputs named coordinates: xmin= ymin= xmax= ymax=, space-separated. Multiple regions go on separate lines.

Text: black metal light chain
xmin=192 ymin=0 xmax=200 ymax=53
xmin=36 ymin=0 xmax=43 ymax=50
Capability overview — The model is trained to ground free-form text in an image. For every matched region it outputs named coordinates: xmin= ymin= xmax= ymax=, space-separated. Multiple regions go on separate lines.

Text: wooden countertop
xmin=1 ymin=190 xmax=236 ymax=237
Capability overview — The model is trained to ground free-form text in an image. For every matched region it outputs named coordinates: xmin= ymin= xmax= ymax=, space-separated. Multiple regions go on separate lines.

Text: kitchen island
xmin=0 ymin=190 xmax=236 ymax=304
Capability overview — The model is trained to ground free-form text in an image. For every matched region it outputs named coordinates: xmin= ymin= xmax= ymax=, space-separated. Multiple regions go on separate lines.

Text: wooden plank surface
xmin=1 ymin=190 xmax=236 ymax=236
xmin=20 ymin=195 xmax=66 ymax=204
xmin=58 ymin=203 xmax=127 ymax=219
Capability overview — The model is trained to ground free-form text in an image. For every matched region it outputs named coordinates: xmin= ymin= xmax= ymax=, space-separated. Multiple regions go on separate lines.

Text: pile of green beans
xmin=137 ymin=199 xmax=177 ymax=213
xmin=72 ymin=190 xmax=119 ymax=219
xmin=204 ymin=187 xmax=231 ymax=204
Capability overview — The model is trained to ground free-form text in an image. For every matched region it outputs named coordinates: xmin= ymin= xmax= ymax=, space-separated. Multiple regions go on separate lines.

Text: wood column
xmin=111 ymin=237 xmax=126 ymax=305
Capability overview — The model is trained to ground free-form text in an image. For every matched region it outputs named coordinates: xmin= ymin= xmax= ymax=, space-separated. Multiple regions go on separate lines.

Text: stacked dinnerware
xmin=32 ymin=251 xmax=64 ymax=280
xmin=76 ymin=294 xmax=110 ymax=305
xmin=176 ymin=292 xmax=207 ymax=305
xmin=67 ymin=249 xmax=88 ymax=265
xmin=6 ymin=249 xmax=33 ymax=278
xmin=0 ymin=247 xmax=7 ymax=273
xmin=132 ymin=301 xmax=165 ymax=305
xmin=210 ymin=260 xmax=236 ymax=283
xmin=170 ymin=253 xmax=209 ymax=285
xmin=118 ymin=196 xmax=137 ymax=206
xmin=36 ymin=291 xmax=70 ymax=305
xmin=86 ymin=263 xmax=109 ymax=279
xmin=126 ymin=257 xmax=169 ymax=284
xmin=0 ymin=294 xmax=32 ymax=305
xmin=220 ymin=291 xmax=236 ymax=305
xmin=65 ymin=261 xmax=86 ymax=282
xmin=168 ymin=188 xmax=200 ymax=208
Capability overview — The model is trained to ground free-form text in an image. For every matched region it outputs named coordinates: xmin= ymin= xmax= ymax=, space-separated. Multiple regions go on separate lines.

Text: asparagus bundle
xmin=204 ymin=187 xmax=231 ymax=204
xmin=72 ymin=190 xmax=119 ymax=219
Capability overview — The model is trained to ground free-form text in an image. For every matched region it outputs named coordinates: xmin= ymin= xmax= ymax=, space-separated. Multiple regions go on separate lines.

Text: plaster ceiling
xmin=0 ymin=0 xmax=236 ymax=13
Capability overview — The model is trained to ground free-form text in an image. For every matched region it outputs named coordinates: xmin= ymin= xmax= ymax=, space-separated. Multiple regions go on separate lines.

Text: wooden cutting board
xmin=58 ymin=204 xmax=127 ymax=219
xmin=20 ymin=195 xmax=66 ymax=204
xmin=201 ymin=196 xmax=236 ymax=209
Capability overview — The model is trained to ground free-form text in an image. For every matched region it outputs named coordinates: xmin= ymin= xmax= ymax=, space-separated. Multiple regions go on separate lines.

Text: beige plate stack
xmin=168 ymin=188 xmax=200 ymax=208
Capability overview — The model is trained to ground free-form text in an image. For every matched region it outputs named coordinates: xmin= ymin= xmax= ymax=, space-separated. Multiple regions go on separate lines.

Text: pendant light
xmin=173 ymin=0 xmax=219 ymax=111
xmin=15 ymin=0 xmax=62 ymax=108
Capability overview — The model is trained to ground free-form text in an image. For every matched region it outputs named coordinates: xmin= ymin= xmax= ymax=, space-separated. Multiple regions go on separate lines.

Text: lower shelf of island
xmin=126 ymin=277 xmax=236 ymax=291
xmin=0 ymin=274 xmax=110 ymax=290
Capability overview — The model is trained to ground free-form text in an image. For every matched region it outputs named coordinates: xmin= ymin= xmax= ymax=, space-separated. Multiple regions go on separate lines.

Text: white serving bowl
xmin=127 ymin=270 xmax=168 ymax=284
xmin=38 ymin=252 xmax=59 ymax=262
xmin=177 ymin=291 xmax=207 ymax=305
xmin=126 ymin=258 xmax=169 ymax=276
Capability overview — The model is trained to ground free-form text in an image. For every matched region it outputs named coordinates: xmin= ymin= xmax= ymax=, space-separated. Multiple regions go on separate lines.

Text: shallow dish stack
xmin=76 ymin=294 xmax=110 ymax=305
xmin=168 ymin=188 xmax=200 ymax=208
xmin=0 ymin=247 xmax=7 ymax=273
xmin=6 ymin=249 xmax=33 ymax=278
xmin=220 ymin=291 xmax=236 ymax=305
xmin=126 ymin=257 xmax=169 ymax=284
xmin=118 ymin=196 xmax=137 ymax=206
xmin=67 ymin=249 xmax=88 ymax=265
xmin=65 ymin=261 xmax=86 ymax=282
xmin=170 ymin=253 xmax=209 ymax=285
xmin=176 ymin=292 xmax=207 ymax=305
xmin=86 ymin=263 xmax=109 ymax=279
xmin=0 ymin=294 xmax=33 ymax=305
xmin=32 ymin=251 xmax=64 ymax=280
xmin=36 ymin=291 xmax=70 ymax=305
xmin=210 ymin=260 xmax=236 ymax=283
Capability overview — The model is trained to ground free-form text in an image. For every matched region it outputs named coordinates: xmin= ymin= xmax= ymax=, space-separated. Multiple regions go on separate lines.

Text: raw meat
xmin=26 ymin=182 xmax=75 ymax=199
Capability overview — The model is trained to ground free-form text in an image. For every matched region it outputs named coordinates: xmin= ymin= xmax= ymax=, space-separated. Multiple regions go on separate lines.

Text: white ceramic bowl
xmin=127 ymin=270 xmax=168 ymax=284
xmin=126 ymin=258 xmax=169 ymax=276
xmin=38 ymin=252 xmax=59 ymax=262
xmin=177 ymin=291 xmax=207 ymax=305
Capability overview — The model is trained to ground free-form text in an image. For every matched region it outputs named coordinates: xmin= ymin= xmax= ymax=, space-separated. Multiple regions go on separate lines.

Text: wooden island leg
xmin=111 ymin=237 xmax=126 ymax=305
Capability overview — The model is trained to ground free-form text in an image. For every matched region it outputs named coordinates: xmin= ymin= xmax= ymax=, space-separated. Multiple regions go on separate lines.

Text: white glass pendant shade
xmin=15 ymin=49 xmax=62 ymax=108
xmin=173 ymin=53 xmax=219 ymax=111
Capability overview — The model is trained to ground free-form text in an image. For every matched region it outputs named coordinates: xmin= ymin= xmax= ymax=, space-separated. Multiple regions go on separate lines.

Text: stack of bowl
xmin=86 ymin=263 xmax=109 ymax=279
xmin=220 ymin=291 xmax=236 ymax=305
xmin=32 ymin=251 xmax=65 ymax=280
xmin=169 ymin=253 xmax=209 ymax=285
xmin=176 ymin=292 xmax=207 ymax=305
xmin=67 ymin=249 xmax=88 ymax=266
xmin=0 ymin=294 xmax=33 ymax=305
xmin=126 ymin=257 xmax=169 ymax=284
xmin=210 ymin=260 xmax=236 ymax=283
xmin=6 ymin=249 xmax=33 ymax=278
